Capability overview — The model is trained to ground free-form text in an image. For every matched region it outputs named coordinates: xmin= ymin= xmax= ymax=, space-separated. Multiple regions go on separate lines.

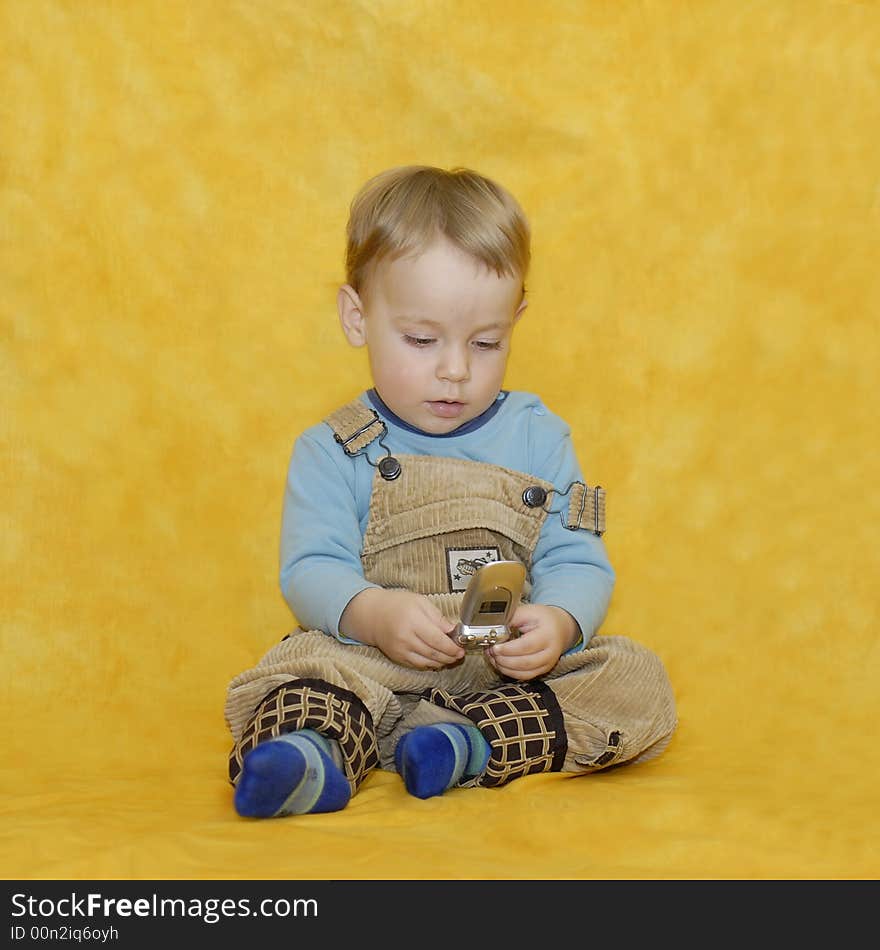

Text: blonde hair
xmin=344 ymin=165 xmax=530 ymax=294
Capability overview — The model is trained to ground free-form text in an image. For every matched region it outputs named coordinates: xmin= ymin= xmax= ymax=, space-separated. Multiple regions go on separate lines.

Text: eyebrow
xmin=393 ymin=315 xmax=510 ymax=332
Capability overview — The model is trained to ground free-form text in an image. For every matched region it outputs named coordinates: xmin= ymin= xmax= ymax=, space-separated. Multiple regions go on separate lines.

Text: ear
xmin=513 ymin=294 xmax=528 ymax=322
xmin=337 ymin=284 xmax=367 ymax=347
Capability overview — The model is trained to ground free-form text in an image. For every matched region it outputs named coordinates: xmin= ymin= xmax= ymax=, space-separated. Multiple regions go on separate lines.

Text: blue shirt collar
xmin=367 ymin=388 xmax=508 ymax=438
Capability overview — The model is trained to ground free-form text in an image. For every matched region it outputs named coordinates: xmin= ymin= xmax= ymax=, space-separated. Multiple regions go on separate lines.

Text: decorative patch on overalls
xmin=228 ymin=678 xmax=379 ymax=793
xmin=445 ymin=546 xmax=501 ymax=592
xmin=426 ymin=680 xmax=567 ymax=787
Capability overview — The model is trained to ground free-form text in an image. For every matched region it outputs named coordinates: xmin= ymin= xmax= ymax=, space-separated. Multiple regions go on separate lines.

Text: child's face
xmin=338 ymin=237 xmax=527 ymax=435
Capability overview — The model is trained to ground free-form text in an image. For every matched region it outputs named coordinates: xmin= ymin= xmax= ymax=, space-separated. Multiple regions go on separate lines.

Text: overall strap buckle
xmin=563 ymin=482 xmax=606 ymax=536
xmin=325 ymin=401 xmax=387 ymax=457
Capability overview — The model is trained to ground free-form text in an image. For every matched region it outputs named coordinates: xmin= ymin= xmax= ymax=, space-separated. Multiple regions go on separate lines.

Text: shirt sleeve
xmin=528 ymin=415 xmax=616 ymax=652
xmin=278 ymin=430 xmax=377 ymax=642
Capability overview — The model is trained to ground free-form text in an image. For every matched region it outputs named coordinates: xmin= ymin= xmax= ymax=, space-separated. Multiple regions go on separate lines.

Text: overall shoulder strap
xmin=324 ymin=399 xmax=387 ymax=456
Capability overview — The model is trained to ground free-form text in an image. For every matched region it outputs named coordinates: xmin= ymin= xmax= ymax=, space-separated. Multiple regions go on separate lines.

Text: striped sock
xmin=395 ymin=724 xmax=491 ymax=800
xmin=234 ymin=729 xmax=351 ymax=818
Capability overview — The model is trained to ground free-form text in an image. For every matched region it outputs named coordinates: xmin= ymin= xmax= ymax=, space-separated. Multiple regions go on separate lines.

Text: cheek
xmin=479 ymin=351 xmax=510 ymax=381
xmin=371 ymin=349 xmax=423 ymax=387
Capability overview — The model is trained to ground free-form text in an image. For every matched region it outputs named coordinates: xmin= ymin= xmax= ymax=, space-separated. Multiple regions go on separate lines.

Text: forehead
xmin=364 ymin=238 xmax=521 ymax=313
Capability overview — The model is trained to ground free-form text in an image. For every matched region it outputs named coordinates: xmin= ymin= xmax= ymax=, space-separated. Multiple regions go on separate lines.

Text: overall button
xmin=522 ymin=485 xmax=547 ymax=508
xmin=378 ymin=456 xmax=402 ymax=480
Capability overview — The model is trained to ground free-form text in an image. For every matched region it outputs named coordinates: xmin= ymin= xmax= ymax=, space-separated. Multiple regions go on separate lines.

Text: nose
xmin=437 ymin=344 xmax=470 ymax=382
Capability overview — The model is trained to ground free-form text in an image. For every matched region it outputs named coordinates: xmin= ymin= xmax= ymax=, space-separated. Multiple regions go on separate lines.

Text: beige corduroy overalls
xmin=225 ymin=400 xmax=677 ymax=794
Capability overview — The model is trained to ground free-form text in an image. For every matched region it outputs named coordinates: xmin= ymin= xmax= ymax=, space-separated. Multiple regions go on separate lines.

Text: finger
xmin=404 ymin=650 xmax=443 ymax=671
xmin=496 ymin=669 xmax=533 ymax=682
xmin=491 ymin=647 xmax=550 ymax=675
xmin=420 ymin=601 xmax=456 ymax=634
xmin=492 ymin=632 xmax=537 ymax=657
xmin=509 ymin=605 xmax=539 ymax=630
xmin=416 ymin=626 xmax=465 ymax=660
xmin=487 ymin=654 xmax=538 ymax=681
xmin=422 ymin=640 xmax=465 ymax=665
xmin=413 ymin=642 xmax=455 ymax=666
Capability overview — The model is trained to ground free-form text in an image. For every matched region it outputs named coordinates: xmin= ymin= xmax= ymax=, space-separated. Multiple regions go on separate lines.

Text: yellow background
xmin=2 ymin=0 xmax=878 ymax=879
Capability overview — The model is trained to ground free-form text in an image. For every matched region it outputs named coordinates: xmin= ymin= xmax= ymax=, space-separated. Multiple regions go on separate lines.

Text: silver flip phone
xmin=451 ymin=560 xmax=526 ymax=650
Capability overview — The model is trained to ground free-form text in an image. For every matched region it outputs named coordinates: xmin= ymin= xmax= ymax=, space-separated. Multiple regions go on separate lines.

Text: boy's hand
xmin=339 ymin=588 xmax=465 ymax=670
xmin=486 ymin=604 xmax=580 ymax=681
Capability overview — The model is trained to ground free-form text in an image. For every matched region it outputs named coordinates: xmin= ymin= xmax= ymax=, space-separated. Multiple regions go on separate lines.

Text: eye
xmin=473 ymin=339 xmax=503 ymax=351
xmin=403 ymin=334 xmax=436 ymax=347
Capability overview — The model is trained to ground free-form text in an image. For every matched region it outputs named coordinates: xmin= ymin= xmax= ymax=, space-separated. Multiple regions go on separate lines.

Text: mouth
xmin=426 ymin=399 xmax=465 ymax=419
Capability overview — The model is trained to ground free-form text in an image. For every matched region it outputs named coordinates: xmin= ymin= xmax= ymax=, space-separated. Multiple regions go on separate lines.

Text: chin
xmin=415 ymin=413 xmax=468 ymax=435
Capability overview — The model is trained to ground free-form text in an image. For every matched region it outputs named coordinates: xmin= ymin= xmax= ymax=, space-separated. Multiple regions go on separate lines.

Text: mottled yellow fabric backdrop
xmin=2 ymin=0 xmax=878 ymax=879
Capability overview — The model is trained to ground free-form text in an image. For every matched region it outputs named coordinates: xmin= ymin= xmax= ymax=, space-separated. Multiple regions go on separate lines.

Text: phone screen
xmin=459 ymin=561 xmax=525 ymax=628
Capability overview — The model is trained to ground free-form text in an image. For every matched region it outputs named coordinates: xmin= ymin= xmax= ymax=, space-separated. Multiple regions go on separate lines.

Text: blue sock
xmin=395 ymin=724 xmax=491 ymax=800
xmin=234 ymin=729 xmax=351 ymax=818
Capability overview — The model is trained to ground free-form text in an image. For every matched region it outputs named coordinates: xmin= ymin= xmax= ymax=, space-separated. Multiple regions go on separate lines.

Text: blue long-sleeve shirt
xmin=279 ymin=389 xmax=615 ymax=651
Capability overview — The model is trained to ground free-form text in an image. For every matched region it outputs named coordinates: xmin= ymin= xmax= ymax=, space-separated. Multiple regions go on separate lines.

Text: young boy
xmin=225 ymin=165 xmax=676 ymax=817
